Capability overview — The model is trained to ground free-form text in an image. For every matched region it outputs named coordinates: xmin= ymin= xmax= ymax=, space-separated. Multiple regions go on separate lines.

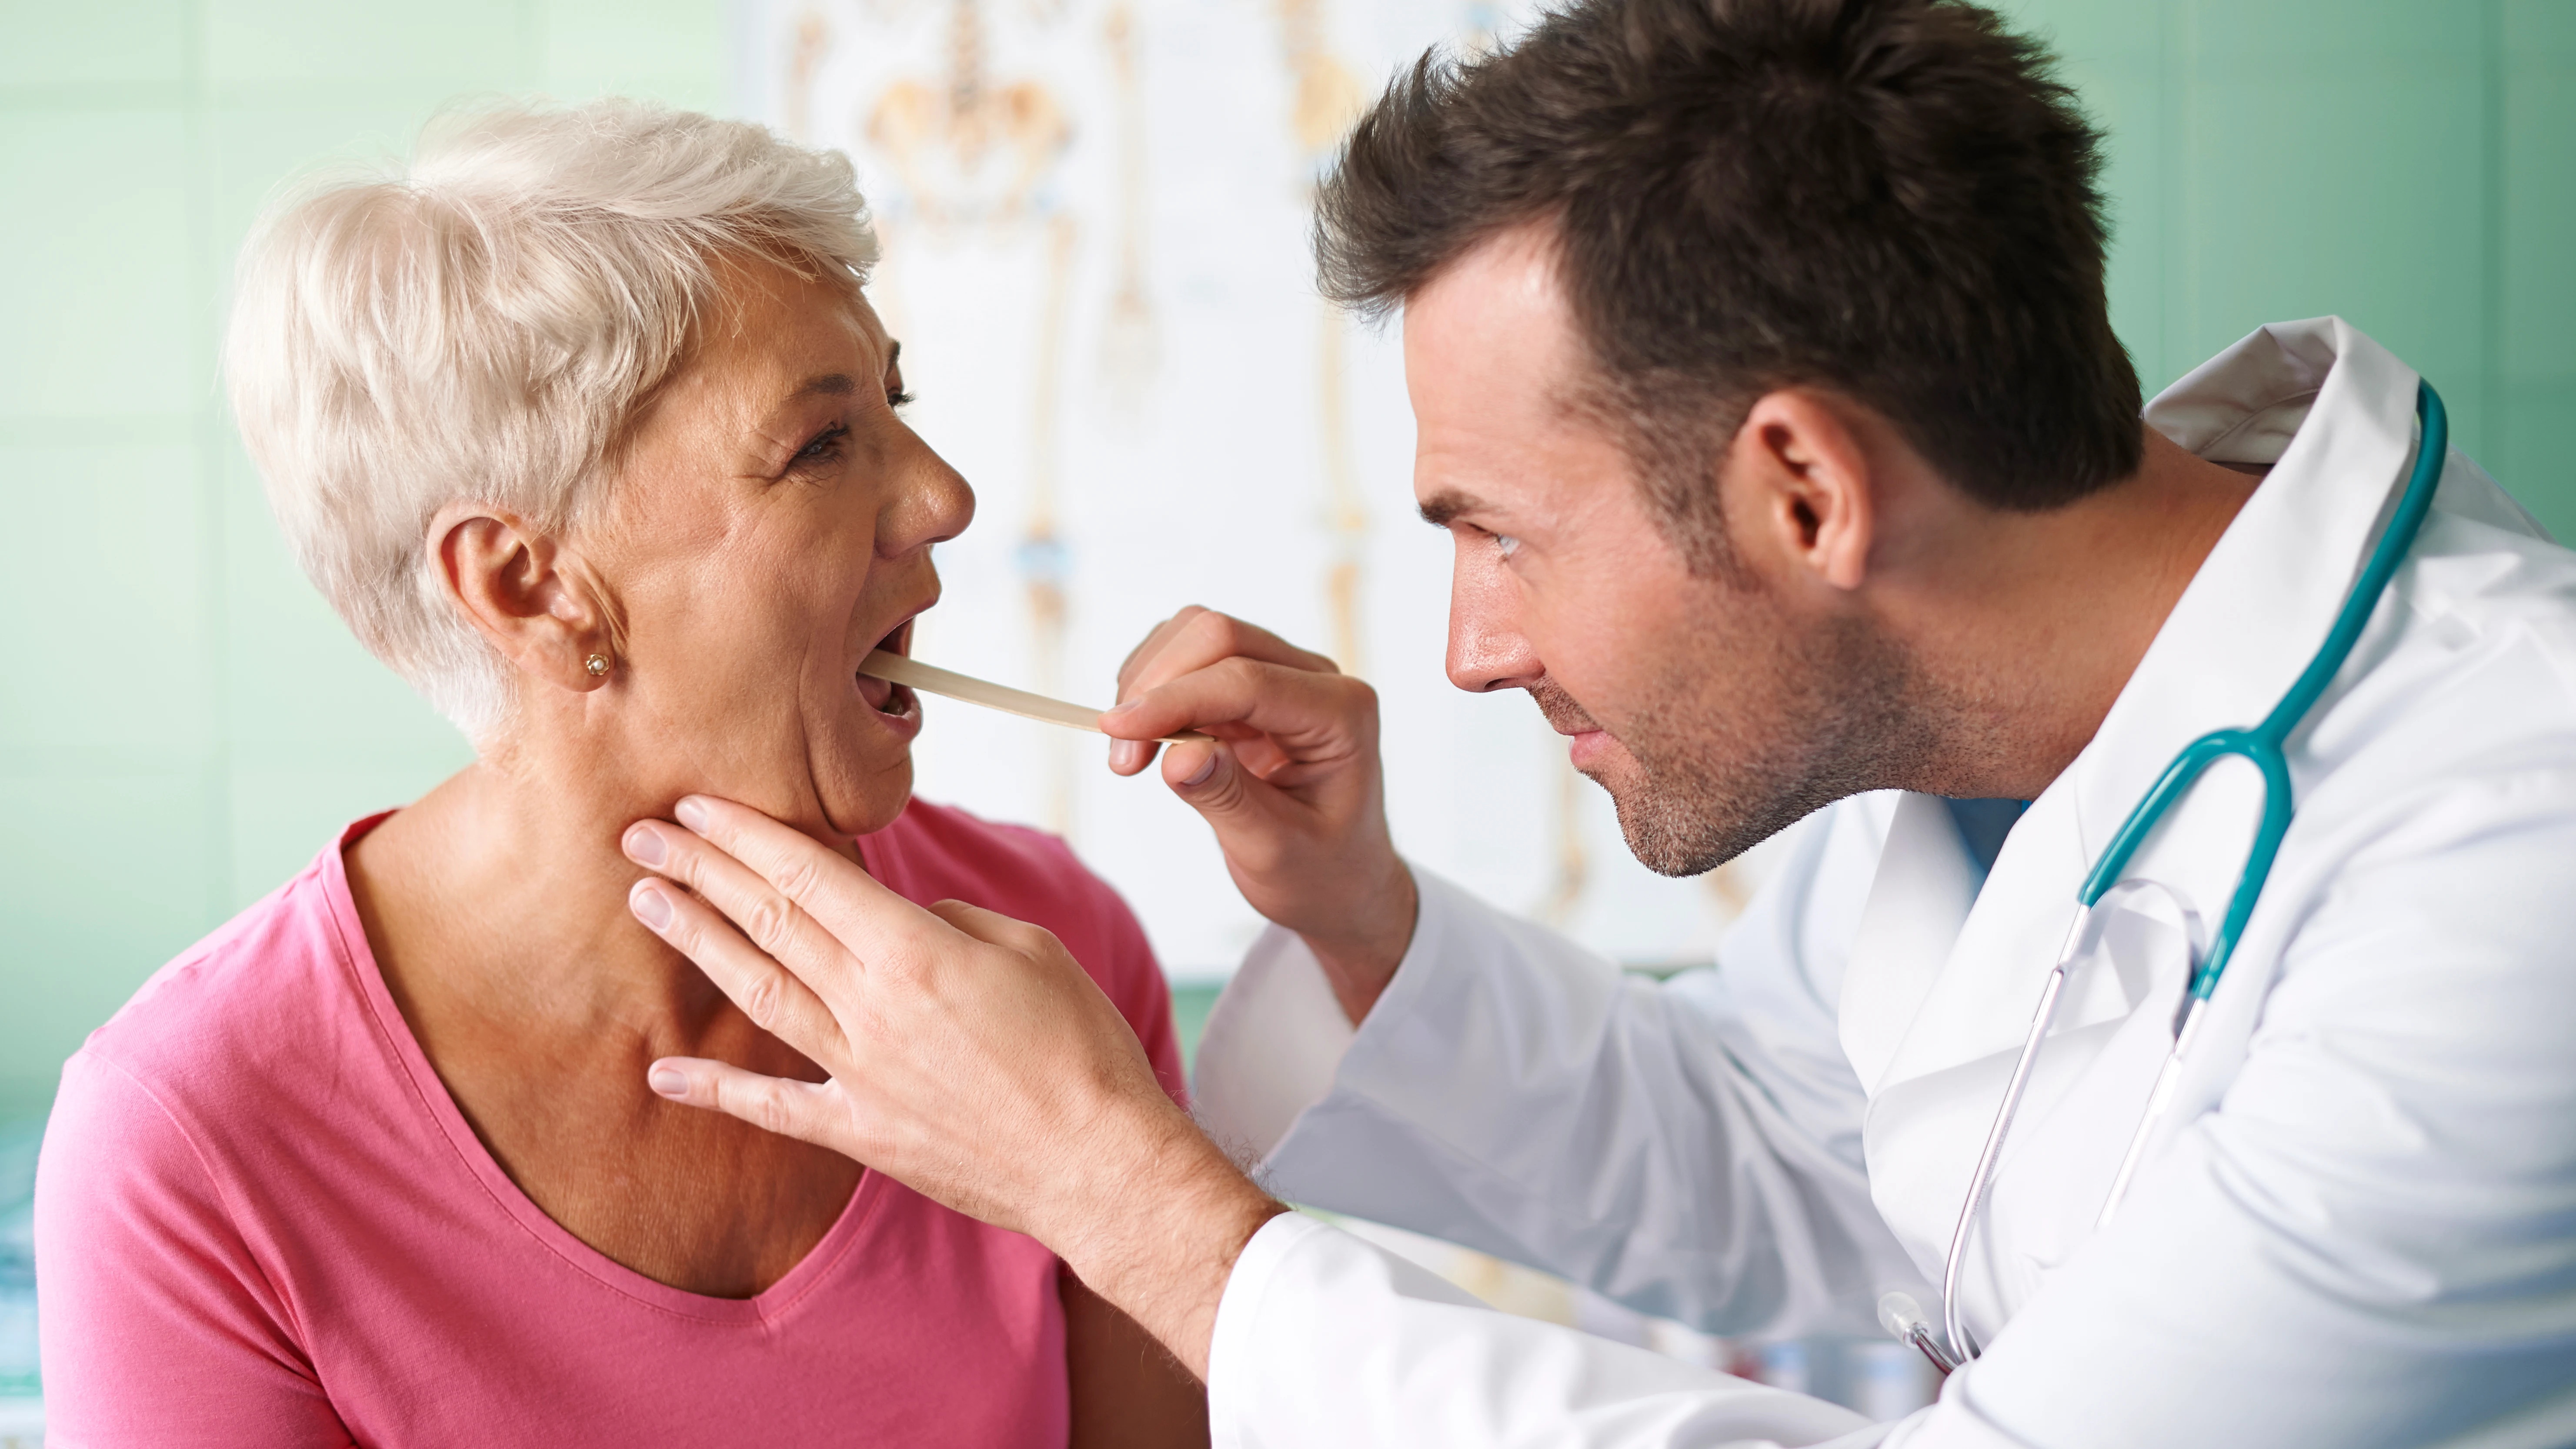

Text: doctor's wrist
xmin=1297 ymin=858 xmax=1419 ymax=1025
xmin=1048 ymin=1107 xmax=1286 ymax=1381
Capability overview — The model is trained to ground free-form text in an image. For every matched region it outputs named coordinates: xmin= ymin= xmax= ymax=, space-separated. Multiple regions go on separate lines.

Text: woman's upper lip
xmin=871 ymin=607 xmax=931 ymax=658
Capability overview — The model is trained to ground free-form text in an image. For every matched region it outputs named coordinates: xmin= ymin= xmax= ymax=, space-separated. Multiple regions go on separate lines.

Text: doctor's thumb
xmin=1166 ymin=742 xmax=1248 ymax=817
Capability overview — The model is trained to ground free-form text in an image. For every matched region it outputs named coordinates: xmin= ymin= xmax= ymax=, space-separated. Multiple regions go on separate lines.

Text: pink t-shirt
xmin=34 ymin=800 xmax=1185 ymax=1448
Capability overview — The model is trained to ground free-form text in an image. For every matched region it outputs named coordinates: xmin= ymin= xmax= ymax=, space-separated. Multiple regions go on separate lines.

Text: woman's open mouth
xmin=858 ymin=618 xmax=919 ymax=723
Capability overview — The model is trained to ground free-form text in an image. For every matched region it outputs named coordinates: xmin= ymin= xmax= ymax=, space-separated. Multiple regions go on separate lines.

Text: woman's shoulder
xmin=74 ymin=821 xmax=380 ymax=1115
xmin=37 ymin=818 xmax=440 ymax=1443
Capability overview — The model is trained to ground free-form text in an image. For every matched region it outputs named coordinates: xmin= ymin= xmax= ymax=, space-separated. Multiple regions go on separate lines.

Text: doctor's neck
xmin=1840 ymin=420 xmax=2261 ymax=803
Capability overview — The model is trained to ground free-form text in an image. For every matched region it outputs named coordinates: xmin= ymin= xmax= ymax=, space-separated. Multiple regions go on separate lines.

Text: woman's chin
xmin=813 ymin=754 xmax=916 ymax=841
xmin=789 ymin=692 xmax=925 ymax=839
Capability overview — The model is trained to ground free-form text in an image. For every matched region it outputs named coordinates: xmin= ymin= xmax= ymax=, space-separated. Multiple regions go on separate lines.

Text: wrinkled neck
xmin=348 ymin=737 xmax=738 ymax=1043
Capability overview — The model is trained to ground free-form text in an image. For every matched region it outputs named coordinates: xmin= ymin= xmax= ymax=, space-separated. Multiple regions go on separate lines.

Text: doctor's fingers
xmin=627 ymin=877 xmax=851 ymax=1068
xmin=646 ymin=1058 xmax=876 ymax=1162
xmin=1104 ymin=657 xmax=1377 ymax=768
xmin=624 ymin=814 xmax=871 ymax=992
xmin=1114 ymin=608 xmax=1337 ymax=704
xmin=661 ymin=795 xmax=950 ymax=965
xmin=1107 ymin=611 xmax=1338 ymax=776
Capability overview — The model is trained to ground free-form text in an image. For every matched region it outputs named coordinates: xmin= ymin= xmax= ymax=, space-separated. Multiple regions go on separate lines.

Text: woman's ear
xmin=430 ymin=504 xmax=619 ymax=693
xmin=1727 ymin=388 xmax=1878 ymax=594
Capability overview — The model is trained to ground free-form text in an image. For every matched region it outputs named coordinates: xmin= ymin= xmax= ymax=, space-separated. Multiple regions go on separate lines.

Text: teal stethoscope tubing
xmin=1932 ymin=380 xmax=2450 ymax=1370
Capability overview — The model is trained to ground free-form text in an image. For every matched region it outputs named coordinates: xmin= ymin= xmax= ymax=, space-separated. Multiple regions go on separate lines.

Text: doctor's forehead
xmin=1403 ymin=226 xmax=1582 ymax=416
xmin=1404 ymin=227 xmax=1631 ymax=519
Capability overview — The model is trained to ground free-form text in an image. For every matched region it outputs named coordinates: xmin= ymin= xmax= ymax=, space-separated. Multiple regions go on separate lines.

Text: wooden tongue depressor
xmin=860 ymin=651 xmax=1212 ymax=745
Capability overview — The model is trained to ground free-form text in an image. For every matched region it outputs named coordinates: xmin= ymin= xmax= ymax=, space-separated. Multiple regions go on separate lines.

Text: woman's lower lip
xmin=864 ymin=683 xmax=923 ymax=741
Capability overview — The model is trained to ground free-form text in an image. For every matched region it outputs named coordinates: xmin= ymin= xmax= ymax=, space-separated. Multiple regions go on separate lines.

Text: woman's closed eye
xmin=789 ymin=421 xmax=850 ymax=474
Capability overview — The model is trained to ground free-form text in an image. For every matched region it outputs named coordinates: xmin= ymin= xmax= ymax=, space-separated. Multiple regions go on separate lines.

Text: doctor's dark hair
xmin=1316 ymin=0 xmax=2142 ymax=570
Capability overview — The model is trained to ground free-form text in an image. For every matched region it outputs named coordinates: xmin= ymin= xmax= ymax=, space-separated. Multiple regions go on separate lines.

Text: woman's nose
xmin=886 ymin=444 xmax=976 ymax=554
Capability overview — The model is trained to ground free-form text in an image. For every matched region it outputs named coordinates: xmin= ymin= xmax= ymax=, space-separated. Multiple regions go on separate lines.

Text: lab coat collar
xmin=2068 ymin=317 xmax=2421 ymax=867
xmin=1858 ymin=317 xmax=2423 ymax=1088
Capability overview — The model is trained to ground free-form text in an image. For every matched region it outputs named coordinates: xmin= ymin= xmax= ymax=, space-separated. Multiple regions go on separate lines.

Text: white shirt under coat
xmin=1189 ymin=318 xmax=2576 ymax=1448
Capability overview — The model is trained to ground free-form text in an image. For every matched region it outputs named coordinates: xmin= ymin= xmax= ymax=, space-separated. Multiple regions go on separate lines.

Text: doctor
xmin=614 ymin=0 xmax=2576 ymax=1442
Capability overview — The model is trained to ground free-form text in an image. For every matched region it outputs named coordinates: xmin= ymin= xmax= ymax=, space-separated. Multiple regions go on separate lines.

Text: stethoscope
xmin=1881 ymin=381 xmax=2449 ymax=1377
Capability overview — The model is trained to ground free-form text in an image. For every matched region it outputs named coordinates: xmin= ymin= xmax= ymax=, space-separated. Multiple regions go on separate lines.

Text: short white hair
xmin=226 ymin=98 xmax=878 ymax=740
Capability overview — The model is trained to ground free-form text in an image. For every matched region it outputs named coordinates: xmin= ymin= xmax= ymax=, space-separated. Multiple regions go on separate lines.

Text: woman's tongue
xmin=857 ymin=618 xmax=911 ymax=713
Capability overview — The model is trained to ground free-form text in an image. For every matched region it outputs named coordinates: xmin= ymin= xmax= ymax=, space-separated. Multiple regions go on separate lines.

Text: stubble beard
xmin=1541 ymin=605 xmax=1941 ymax=878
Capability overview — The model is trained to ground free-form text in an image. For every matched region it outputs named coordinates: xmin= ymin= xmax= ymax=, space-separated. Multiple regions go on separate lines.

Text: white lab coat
xmin=1190 ymin=318 xmax=2576 ymax=1448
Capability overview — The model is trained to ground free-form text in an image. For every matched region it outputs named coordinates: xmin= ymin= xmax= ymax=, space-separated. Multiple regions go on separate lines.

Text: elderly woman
xmin=33 ymin=101 xmax=1202 ymax=1446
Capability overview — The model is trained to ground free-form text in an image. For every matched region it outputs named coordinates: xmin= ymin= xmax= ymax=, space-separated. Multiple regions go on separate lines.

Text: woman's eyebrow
xmin=789 ymin=373 xmax=859 ymax=401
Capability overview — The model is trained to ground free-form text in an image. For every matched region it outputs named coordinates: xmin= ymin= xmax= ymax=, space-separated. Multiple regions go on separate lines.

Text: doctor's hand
xmin=1101 ymin=606 xmax=1417 ymax=1022
xmin=621 ymin=795 xmax=1285 ymax=1379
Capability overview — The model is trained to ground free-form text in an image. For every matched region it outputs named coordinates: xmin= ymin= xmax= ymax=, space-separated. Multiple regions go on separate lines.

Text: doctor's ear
xmin=1725 ymin=388 xmax=1878 ymax=594
xmin=430 ymin=505 xmax=622 ymax=694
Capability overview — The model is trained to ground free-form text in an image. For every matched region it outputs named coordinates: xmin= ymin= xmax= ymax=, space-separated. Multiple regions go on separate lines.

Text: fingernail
xmin=647 ymin=1064 xmax=689 ymax=1098
xmin=631 ymin=881 xmax=673 ymax=930
xmin=623 ymin=824 xmax=666 ymax=867
xmin=675 ymin=797 xmax=710 ymax=832
xmin=1181 ymin=749 xmax=1220 ymax=788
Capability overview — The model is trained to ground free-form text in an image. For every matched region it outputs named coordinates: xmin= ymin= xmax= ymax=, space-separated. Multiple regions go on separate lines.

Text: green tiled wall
xmin=2003 ymin=0 xmax=2576 ymax=518
xmin=1 ymin=0 xmax=2571 ymax=1119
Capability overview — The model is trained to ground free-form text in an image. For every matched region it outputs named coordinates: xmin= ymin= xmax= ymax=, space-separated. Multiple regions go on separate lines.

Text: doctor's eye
xmin=1495 ymin=533 xmax=1523 ymax=559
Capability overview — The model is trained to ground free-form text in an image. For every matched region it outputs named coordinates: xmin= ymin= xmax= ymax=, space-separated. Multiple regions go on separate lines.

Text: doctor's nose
xmin=1446 ymin=595 xmax=1545 ymax=694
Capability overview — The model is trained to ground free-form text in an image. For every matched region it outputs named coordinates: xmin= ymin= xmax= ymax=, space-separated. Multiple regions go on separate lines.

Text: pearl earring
xmin=584 ymin=653 xmax=611 ymax=678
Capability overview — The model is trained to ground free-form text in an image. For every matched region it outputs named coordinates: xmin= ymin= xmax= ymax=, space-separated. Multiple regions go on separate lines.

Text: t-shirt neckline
xmin=318 ymin=811 xmax=891 ymax=1326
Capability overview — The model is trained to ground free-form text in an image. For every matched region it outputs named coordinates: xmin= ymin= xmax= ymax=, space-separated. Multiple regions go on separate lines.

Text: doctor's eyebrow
xmin=1418 ymin=490 xmax=1487 ymax=529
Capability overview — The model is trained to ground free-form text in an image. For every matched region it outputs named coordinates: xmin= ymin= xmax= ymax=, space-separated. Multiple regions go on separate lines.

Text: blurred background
xmin=1 ymin=0 xmax=2569 ymax=1429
